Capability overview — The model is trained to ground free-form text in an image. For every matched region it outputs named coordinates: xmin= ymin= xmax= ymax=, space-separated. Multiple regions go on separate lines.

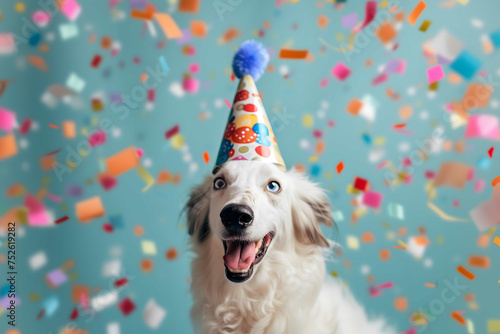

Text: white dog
xmin=186 ymin=161 xmax=396 ymax=334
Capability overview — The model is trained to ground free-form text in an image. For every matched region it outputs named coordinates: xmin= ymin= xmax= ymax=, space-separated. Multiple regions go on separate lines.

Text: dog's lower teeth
xmin=227 ymin=267 xmax=249 ymax=273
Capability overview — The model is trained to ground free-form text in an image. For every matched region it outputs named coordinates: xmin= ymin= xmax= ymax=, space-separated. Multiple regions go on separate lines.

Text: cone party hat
xmin=215 ymin=40 xmax=286 ymax=170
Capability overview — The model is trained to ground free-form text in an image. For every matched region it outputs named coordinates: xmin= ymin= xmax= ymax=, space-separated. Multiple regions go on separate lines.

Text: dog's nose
xmin=220 ymin=204 xmax=254 ymax=230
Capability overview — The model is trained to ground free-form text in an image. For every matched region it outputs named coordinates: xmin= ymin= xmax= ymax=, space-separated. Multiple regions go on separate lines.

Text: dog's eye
xmin=214 ymin=177 xmax=226 ymax=190
xmin=266 ymin=181 xmax=280 ymax=193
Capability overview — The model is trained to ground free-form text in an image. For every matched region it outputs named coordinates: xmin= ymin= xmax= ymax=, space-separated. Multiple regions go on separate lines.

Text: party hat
xmin=215 ymin=40 xmax=286 ymax=170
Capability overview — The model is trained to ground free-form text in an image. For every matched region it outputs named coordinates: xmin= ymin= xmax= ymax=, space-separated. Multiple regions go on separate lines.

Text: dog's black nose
xmin=220 ymin=204 xmax=254 ymax=230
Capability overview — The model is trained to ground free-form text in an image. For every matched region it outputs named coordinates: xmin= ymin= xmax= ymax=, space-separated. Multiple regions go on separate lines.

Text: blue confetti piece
xmin=159 ymin=56 xmax=170 ymax=73
xmin=311 ymin=164 xmax=321 ymax=176
xmin=450 ymin=51 xmax=482 ymax=80
xmin=43 ymin=295 xmax=60 ymax=317
xmin=362 ymin=133 xmax=372 ymax=145
xmin=490 ymin=29 xmax=500 ymax=48
xmin=109 ymin=215 xmax=125 ymax=229
xmin=477 ymin=157 xmax=491 ymax=170
xmin=29 ymin=33 xmax=41 ymax=46
xmin=0 ymin=284 xmax=9 ymax=297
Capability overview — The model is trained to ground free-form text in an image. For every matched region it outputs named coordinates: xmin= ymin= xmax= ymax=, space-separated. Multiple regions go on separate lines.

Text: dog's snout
xmin=220 ymin=204 xmax=254 ymax=230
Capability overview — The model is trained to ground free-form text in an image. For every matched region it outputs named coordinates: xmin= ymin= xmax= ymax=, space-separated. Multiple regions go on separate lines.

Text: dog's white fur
xmin=186 ymin=161 xmax=395 ymax=334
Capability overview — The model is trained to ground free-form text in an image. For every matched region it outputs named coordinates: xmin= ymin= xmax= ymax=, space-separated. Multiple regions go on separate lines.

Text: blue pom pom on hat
xmin=214 ymin=40 xmax=286 ymax=171
xmin=232 ymin=40 xmax=270 ymax=82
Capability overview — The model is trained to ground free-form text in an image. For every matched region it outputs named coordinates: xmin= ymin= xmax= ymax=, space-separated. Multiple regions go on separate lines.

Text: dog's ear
xmin=185 ymin=176 xmax=212 ymax=243
xmin=289 ymin=170 xmax=333 ymax=248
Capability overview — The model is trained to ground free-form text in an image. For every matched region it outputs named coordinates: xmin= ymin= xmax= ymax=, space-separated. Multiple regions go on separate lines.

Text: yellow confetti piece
xmin=14 ymin=2 xmax=25 ymax=12
xmin=397 ymin=239 xmax=408 ymax=248
xmin=427 ymin=201 xmax=469 ymax=222
xmin=136 ymin=164 xmax=154 ymax=192
xmin=487 ymin=227 xmax=497 ymax=236
xmin=319 ymin=33 xmax=356 ymax=53
xmin=170 ymin=133 xmax=184 ymax=149
xmin=303 ymin=114 xmax=313 ymax=127
xmin=488 ymin=319 xmax=500 ymax=333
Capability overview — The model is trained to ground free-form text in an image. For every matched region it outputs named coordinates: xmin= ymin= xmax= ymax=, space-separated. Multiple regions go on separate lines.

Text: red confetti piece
xmin=393 ymin=246 xmax=406 ymax=250
xmin=488 ymin=147 xmax=494 ymax=158
xmin=103 ymin=223 xmax=113 ymax=233
xmin=114 ymin=278 xmax=128 ymax=288
xmin=44 ymin=149 xmax=62 ymax=156
xmin=118 ymin=297 xmax=136 ymax=316
xmin=202 ymin=151 xmax=210 ymax=164
xmin=55 ymin=216 xmax=69 ymax=224
xmin=336 ymin=161 xmax=344 ymax=174
xmin=49 ymin=123 xmax=59 ymax=129
xmin=70 ymin=307 xmax=78 ymax=320
xmin=353 ymin=1 xmax=377 ymax=33
xmin=37 ymin=309 xmax=45 ymax=319
xmin=165 ymin=124 xmax=180 ymax=139
xmin=91 ymin=54 xmax=102 ymax=68
xmin=393 ymin=123 xmax=407 ymax=129
xmin=19 ymin=118 xmax=32 ymax=135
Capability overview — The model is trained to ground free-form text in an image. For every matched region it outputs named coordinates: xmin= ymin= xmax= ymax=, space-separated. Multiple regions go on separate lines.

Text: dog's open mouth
xmin=222 ymin=232 xmax=274 ymax=283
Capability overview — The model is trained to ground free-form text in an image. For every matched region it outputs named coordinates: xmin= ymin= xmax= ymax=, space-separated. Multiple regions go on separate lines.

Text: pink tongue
xmin=223 ymin=241 xmax=256 ymax=270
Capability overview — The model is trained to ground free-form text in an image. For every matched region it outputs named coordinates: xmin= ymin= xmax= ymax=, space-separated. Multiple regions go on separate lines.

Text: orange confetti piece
xmin=218 ymin=27 xmax=240 ymax=44
xmin=105 ymin=147 xmax=140 ymax=177
xmin=130 ymin=3 xmax=155 ymax=20
xmin=379 ymin=249 xmax=391 ymax=261
xmin=407 ymin=1 xmax=427 ymax=26
xmin=393 ymin=123 xmax=407 ymax=129
xmin=346 ymin=98 xmax=363 ymax=116
xmin=0 ymin=133 xmax=18 ymax=160
xmin=75 ymin=196 xmax=105 ymax=223
xmin=178 ymin=0 xmax=200 ymax=13
xmin=27 ymin=55 xmax=48 ymax=72
xmin=424 ymin=283 xmax=435 ymax=288
xmin=456 ymin=265 xmax=476 ymax=280
xmin=394 ymin=297 xmax=408 ymax=311
xmin=202 ymin=151 xmax=210 ymax=164
xmin=166 ymin=247 xmax=178 ymax=260
xmin=49 ymin=123 xmax=59 ymax=129
xmin=393 ymin=246 xmax=406 ymax=250
xmin=278 ymin=49 xmax=309 ymax=59
xmin=450 ymin=311 xmax=466 ymax=326
xmin=336 ymin=161 xmax=344 ymax=174
xmin=157 ymin=170 xmax=171 ymax=184
xmin=494 ymin=236 xmax=500 ymax=247
xmin=154 ymin=12 xmax=183 ymax=39
xmin=315 ymin=141 xmax=325 ymax=155
xmin=491 ymin=175 xmax=500 ymax=187
xmin=134 ymin=225 xmax=144 ymax=236
xmin=361 ymin=231 xmax=374 ymax=243
xmin=468 ymin=255 xmax=490 ymax=268
xmin=141 ymin=258 xmax=153 ymax=272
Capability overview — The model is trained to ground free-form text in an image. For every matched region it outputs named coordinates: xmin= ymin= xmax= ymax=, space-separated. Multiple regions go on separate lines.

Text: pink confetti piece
xmin=331 ymin=62 xmax=352 ymax=81
xmin=427 ymin=65 xmax=445 ymax=84
xmin=224 ymin=98 xmax=232 ymax=109
xmin=372 ymin=73 xmax=388 ymax=85
xmin=46 ymin=192 xmax=63 ymax=202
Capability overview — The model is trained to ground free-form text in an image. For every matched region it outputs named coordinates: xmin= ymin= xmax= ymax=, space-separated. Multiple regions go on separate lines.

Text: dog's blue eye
xmin=214 ymin=177 xmax=226 ymax=190
xmin=266 ymin=181 xmax=280 ymax=193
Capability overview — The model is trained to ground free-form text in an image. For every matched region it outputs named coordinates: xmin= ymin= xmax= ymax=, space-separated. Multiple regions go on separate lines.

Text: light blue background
xmin=1 ymin=0 xmax=500 ymax=333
